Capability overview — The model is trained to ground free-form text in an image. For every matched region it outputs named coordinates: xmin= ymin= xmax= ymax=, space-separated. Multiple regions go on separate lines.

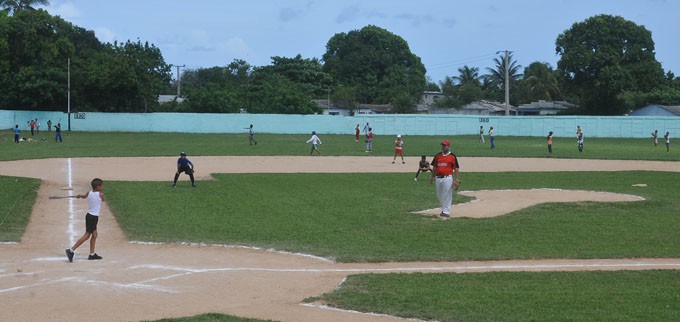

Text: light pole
xmin=67 ymin=58 xmax=71 ymax=131
xmin=170 ymin=64 xmax=185 ymax=97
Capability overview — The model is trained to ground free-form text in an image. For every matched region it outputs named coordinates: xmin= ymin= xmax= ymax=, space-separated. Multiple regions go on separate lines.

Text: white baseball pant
xmin=436 ymin=175 xmax=453 ymax=215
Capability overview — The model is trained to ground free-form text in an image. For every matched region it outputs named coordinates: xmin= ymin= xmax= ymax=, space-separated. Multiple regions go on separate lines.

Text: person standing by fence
xmin=489 ymin=126 xmax=495 ymax=149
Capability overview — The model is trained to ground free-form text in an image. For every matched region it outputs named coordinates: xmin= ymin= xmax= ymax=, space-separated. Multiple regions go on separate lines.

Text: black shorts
xmin=177 ymin=166 xmax=193 ymax=174
xmin=85 ymin=214 xmax=99 ymax=233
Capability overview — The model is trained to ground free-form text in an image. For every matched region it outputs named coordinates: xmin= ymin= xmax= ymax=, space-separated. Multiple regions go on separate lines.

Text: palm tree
xmin=0 ymin=0 xmax=49 ymax=15
xmin=485 ymin=53 xmax=522 ymax=90
xmin=452 ymin=65 xmax=482 ymax=86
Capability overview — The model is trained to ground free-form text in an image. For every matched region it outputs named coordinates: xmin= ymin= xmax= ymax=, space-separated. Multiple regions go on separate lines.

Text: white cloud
xmin=220 ymin=37 xmax=255 ymax=58
xmin=94 ymin=27 xmax=118 ymax=44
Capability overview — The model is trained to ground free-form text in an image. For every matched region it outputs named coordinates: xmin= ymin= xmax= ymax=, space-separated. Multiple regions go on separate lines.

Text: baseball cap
xmin=180 ymin=151 xmax=187 ymax=155
xmin=397 ymin=134 xmax=402 ymax=138
xmin=441 ymin=140 xmax=451 ymax=146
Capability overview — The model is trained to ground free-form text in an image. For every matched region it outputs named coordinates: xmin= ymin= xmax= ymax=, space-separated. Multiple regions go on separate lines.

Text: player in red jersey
xmin=430 ymin=140 xmax=460 ymax=218
xmin=392 ymin=135 xmax=404 ymax=164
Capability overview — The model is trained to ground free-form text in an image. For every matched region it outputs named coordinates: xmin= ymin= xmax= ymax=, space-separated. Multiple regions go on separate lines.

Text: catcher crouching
xmin=173 ymin=151 xmax=196 ymax=187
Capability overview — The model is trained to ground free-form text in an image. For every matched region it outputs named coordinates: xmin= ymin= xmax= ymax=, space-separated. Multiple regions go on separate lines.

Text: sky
xmin=41 ymin=0 xmax=680 ymax=83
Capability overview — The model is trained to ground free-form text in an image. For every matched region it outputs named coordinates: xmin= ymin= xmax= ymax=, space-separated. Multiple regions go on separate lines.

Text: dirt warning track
xmin=1 ymin=156 xmax=678 ymax=322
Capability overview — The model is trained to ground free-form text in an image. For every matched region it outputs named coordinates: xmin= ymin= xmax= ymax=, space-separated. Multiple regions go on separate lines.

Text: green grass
xmin=147 ymin=313 xmax=276 ymax=322
xmin=312 ymin=270 xmax=680 ymax=322
xmin=106 ymin=171 xmax=680 ymax=262
xmin=0 ymin=176 xmax=41 ymax=242
xmin=1 ymin=130 xmax=677 ymax=161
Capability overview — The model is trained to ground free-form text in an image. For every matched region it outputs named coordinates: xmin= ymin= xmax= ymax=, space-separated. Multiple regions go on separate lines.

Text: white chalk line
xmin=300 ymin=302 xmax=433 ymax=321
xmin=129 ymin=262 xmax=680 ymax=276
xmin=0 ymin=242 xmax=17 ymax=245
xmin=128 ymin=241 xmax=335 ymax=263
xmin=0 ymin=277 xmax=78 ymax=294
xmin=67 ymin=158 xmax=75 ymax=246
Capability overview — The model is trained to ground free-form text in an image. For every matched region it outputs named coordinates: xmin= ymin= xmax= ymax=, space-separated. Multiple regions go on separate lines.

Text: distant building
xmin=629 ymin=104 xmax=680 ymax=117
xmin=417 ymin=91 xmax=443 ymax=112
xmin=158 ymin=95 xmax=184 ymax=104
xmin=516 ymin=100 xmax=578 ymax=115
xmin=430 ymin=100 xmax=515 ymax=116
xmin=314 ymin=100 xmax=392 ymax=116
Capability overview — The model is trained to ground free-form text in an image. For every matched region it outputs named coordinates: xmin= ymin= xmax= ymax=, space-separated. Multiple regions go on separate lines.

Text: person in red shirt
xmin=392 ymin=135 xmax=404 ymax=164
xmin=355 ymin=124 xmax=360 ymax=141
xmin=429 ymin=140 xmax=461 ymax=218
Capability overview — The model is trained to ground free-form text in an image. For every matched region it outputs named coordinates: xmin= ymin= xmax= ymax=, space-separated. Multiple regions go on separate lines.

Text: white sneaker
xmin=414 ymin=178 xmax=418 ymax=181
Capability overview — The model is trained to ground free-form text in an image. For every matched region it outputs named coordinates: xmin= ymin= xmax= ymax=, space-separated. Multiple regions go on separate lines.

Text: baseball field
xmin=1 ymin=132 xmax=679 ymax=322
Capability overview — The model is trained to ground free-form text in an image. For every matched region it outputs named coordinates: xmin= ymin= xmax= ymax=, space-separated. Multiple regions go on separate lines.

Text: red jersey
xmin=432 ymin=152 xmax=459 ymax=176
xmin=367 ymin=132 xmax=374 ymax=140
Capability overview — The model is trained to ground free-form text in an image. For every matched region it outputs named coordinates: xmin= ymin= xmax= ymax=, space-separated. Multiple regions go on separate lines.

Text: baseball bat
xmin=49 ymin=196 xmax=76 ymax=200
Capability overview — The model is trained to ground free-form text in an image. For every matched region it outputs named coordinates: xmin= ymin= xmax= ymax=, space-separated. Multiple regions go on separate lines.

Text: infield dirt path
xmin=1 ymin=156 xmax=679 ymax=322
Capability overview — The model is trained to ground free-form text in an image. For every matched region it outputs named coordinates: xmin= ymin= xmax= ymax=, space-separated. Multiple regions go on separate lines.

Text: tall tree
xmin=453 ymin=65 xmax=482 ymax=86
xmin=485 ymin=53 xmax=522 ymax=89
xmin=556 ymin=14 xmax=665 ymax=115
xmin=517 ymin=62 xmax=560 ymax=104
xmin=0 ymin=0 xmax=49 ymax=15
xmin=322 ymin=25 xmax=426 ymax=108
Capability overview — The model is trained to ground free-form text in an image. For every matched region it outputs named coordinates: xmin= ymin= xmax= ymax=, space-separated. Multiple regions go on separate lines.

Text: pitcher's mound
xmin=414 ymin=189 xmax=644 ymax=218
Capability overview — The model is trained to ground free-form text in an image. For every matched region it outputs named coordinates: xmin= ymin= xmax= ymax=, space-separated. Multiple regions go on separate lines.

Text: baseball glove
xmin=452 ymin=178 xmax=461 ymax=191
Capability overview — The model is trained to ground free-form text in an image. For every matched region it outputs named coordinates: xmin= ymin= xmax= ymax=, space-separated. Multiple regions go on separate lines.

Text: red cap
xmin=441 ymin=140 xmax=451 ymax=146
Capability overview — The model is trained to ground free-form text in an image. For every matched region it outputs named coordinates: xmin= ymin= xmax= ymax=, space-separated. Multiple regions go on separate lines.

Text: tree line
xmin=433 ymin=15 xmax=680 ymax=115
xmin=1 ymin=3 xmax=679 ymax=115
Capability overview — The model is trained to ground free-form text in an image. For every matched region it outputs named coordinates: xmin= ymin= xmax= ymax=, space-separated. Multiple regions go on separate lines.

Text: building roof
xmin=660 ymin=105 xmax=680 ymax=116
xmin=460 ymin=100 xmax=516 ymax=112
xmin=630 ymin=104 xmax=680 ymax=116
xmin=313 ymin=100 xmax=392 ymax=113
xmin=158 ymin=95 xmax=184 ymax=104
xmin=517 ymin=100 xmax=578 ymax=111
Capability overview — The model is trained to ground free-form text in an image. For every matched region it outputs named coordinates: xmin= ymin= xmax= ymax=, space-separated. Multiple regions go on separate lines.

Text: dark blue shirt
xmin=177 ymin=157 xmax=192 ymax=168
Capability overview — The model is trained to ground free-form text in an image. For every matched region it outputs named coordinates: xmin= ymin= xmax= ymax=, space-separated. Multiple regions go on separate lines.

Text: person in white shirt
xmin=65 ymin=178 xmax=106 ymax=262
xmin=306 ymin=131 xmax=323 ymax=155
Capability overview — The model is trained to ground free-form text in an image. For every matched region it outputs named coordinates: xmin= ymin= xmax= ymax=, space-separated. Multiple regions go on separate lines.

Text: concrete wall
xmin=2 ymin=110 xmax=679 ymax=138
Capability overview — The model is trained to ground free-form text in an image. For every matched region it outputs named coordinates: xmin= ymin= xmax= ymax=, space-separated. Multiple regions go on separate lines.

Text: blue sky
xmin=43 ymin=0 xmax=679 ymax=83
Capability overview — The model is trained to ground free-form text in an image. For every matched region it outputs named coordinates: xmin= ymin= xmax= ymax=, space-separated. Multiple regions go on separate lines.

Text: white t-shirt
xmin=88 ymin=191 xmax=102 ymax=216
xmin=306 ymin=135 xmax=322 ymax=145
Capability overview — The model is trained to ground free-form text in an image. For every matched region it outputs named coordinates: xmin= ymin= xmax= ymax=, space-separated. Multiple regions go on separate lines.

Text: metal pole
xmin=173 ymin=64 xmax=185 ymax=97
xmin=504 ymin=51 xmax=509 ymax=116
xmin=68 ymin=58 xmax=71 ymax=131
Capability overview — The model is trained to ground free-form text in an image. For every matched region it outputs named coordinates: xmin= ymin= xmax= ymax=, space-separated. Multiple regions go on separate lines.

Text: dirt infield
xmin=1 ymin=156 xmax=679 ymax=322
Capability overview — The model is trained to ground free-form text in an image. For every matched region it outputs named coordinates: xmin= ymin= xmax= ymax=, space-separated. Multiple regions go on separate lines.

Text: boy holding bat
xmin=65 ymin=178 xmax=106 ymax=262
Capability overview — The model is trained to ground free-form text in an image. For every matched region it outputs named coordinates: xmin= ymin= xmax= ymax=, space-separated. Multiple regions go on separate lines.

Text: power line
xmin=426 ymin=52 xmax=497 ymax=69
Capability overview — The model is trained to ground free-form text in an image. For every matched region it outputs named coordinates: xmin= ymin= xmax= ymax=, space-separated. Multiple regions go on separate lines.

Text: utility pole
xmin=170 ymin=64 xmax=185 ymax=97
xmin=327 ymin=88 xmax=331 ymax=108
xmin=496 ymin=50 xmax=512 ymax=116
